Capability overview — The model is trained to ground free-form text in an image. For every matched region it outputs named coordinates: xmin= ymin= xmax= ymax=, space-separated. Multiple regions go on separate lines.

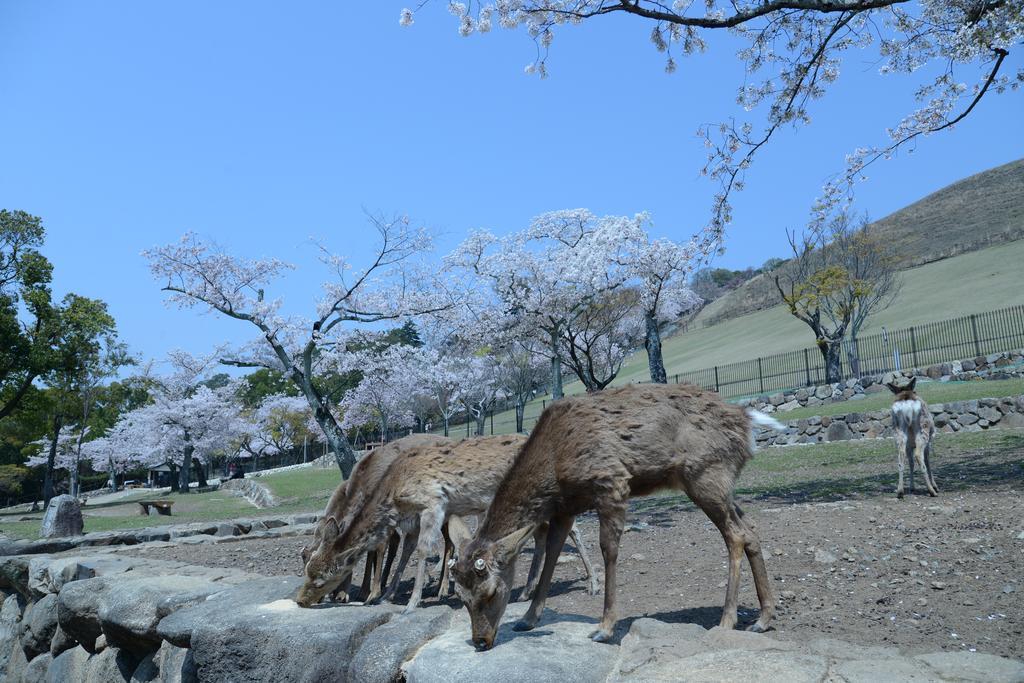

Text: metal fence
xmin=672 ymin=304 xmax=1024 ymax=399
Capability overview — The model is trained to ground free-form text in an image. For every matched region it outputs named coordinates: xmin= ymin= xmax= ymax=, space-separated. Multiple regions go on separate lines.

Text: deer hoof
xmin=896 ymin=490 xmax=904 ymax=499
xmin=589 ymin=628 xmax=613 ymax=643
xmin=746 ymin=622 xmax=768 ymax=633
xmin=586 ymin=583 xmax=601 ymax=597
xmin=513 ymin=619 xmax=536 ymax=632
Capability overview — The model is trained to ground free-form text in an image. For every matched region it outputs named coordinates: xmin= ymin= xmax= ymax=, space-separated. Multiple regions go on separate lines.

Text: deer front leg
xmin=365 ymin=545 xmax=387 ymax=603
xmin=382 ymin=525 xmax=417 ymax=604
xmin=521 ymin=523 xmax=549 ymax=601
xmin=591 ymin=505 xmax=625 ymax=642
xmin=404 ymin=505 xmax=445 ymax=613
xmin=515 ymin=515 xmax=572 ymax=633
xmin=568 ymin=522 xmax=601 ymax=596
xmin=358 ymin=551 xmax=375 ymax=601
xmin=380 ymin=529 xmax=400 ymax=588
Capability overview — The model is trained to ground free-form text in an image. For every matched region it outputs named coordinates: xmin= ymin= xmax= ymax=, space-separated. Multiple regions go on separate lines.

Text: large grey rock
xmin=22 ymin=652 xmax=52 ymax=683
xmin=0 ymin=556 xmax=31 ymax=598
xmin=21 ymin=593 xmax=58 ymax=658
xmin=188 ymin=599 xmax=395 ymax=682
xmin=157 ymin=577 xmax=304 ymax=648
xmin=40 ymin=495 xmax=83 ymax=539
xmin=915 ymin=651 xmax=1024 ymax=682
xmin=89 ymin=645 xmax=137 ymax=680
xmin=0 ymin=593 xmax=26 ymax=673
xmin=405 ymin=604 xmax=619 ymax=683
xmin=46 ymin=644 xmax=90 ymax=682
xmin=28 ymin=556 xmax=96 ymax=597
xmin=4 ymin=634 xmax=28 ymax=680
xmin=58 ymin=575 xmax=220 ymax=656
xmin=350 ymin=606 xmax=455 ymax=683
xmin=49 ymin=623 xmax=75 ymax=657
xmin=130 ymin=641 xmax=197 ymax=683
xmin=625 ymin=649 xmax=828 ymax=682
xmin=827 ymin=420 xmax=854 ymax=441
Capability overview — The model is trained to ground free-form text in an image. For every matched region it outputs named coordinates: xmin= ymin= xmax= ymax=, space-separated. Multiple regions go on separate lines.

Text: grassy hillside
xmin=615 ymin=239 xmax=1024 ymax=383
xmin=697 ymin=158 xmax=1024 ymax=327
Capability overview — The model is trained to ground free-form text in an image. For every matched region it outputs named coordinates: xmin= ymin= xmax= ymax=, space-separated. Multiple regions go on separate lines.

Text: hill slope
xmin=696 ymin=158 xmax=1024 ymax=327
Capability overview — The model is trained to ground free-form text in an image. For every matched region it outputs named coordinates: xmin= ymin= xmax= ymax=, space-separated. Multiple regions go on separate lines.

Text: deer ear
xmin=886 ymin=382 xmax=901 ymax=395
xmin=495 ymin=525 xmax=534 ymax=563
xmin=906 ymin=377 xmax=917 ymax=392
xmin=447 ymin=515 xmax=473 ymax=554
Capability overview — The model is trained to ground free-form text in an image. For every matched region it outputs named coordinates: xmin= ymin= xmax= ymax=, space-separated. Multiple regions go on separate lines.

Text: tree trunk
xmin=304 ymin=390 xmax=356 ymax=477
xmin=548 ymin=328 xmax=563 ymax=400
xmin=818 ymin=340 xmax=843 ymax=384
xmin=107 ymin=456 xmax=117 ymax=491
xmin=70 ymin=461 xmax=79 ymax=499
xmin=192 ymin=457 xmax=208 ymax=488
xmin=644 ymin=310 xmax=668 ymax=384
xmin=43 ymin=413 xmax=63 ymax=507
xmin=515 ymin=401 xmax=525 ymax=433
xmin=474 ymin=410 xmax=486 ymax=436
xmin=178 ymin=443 xmax=194 ymax=493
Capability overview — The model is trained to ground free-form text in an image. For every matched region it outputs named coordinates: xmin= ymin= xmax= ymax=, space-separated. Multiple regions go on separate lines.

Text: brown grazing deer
xmin=300 ymin=433 xmax=448 ymax=602
xmin=448 ymin=384 xmax=783 ymax=650
xmin=295 ymin=434 xmax=598 ymax=611
xmin=888 ymin=378 xmax=938 ymax=498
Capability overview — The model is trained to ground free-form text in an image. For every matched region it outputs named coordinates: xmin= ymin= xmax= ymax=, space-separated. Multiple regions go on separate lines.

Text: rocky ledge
xmin=2 ymin=553 xmax=1022 ymax=682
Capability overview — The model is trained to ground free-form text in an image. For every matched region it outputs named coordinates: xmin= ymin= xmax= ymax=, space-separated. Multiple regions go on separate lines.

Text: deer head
xmin=295 ymin=517 xmax=361 ymax=607
xmin=886 ymin=376 xmax=917 ymax=396
xmin=449 ymin=518 xmax=534 ymax=651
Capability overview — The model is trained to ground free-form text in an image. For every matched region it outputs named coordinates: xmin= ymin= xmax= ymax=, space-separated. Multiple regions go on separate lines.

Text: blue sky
xmin=1 ymin=1 xmax=1021 ymax=364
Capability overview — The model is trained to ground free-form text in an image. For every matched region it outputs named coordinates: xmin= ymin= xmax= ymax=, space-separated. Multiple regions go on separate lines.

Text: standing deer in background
xmin=300 ymin=433 xmax=448 ymax=602
xmin=295 ymin=434 xmax=599 ymax=611
xmin=888 ymin=378 xmax=938 ymax=498
xmin=449 ymin=384 xmax=782 ymax=650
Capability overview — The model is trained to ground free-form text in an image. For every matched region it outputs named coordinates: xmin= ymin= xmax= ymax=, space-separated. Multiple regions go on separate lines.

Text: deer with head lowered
xmin=887 ymin=377 xmax=938 ymax=498
xmin=300 ymin=433 xmax=448 ymax=603
xmin=295 ymin=434 xmax=599 ymax=611
xmin=448 ymin=383 xmax=783 ymax=650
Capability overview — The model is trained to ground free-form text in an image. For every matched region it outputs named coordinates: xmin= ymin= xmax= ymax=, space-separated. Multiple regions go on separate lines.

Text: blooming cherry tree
xmin=338 ymin=345 xmax=420 ymax=442
xmin=235 ymin=393 xmax=312 ymax=468
xmin=405 ymin=1 xmax=1022 ymax=246
xmin=144 ymin=214 xmax=453 ymax=476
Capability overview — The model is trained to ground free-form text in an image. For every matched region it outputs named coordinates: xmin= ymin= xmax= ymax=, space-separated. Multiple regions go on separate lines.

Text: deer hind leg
xmin=924 ymin=438 xmax=939 ymax=493
xmin=568 ymin=522 xmax=601 ymax=596
xmin=895 ymin=431 xmax=908 ymax=498
xmin=687 ymin=482 xmax=746 ymax=630
xmin=734 ymin=504 xmax=775 ymax=632
xmin=514 ymin=515 xmax=573 ymax=633
xmin=405 ymin=505 xmax=446 ymax=613
xmin=437 ymin=520 xmax=453 ymax=598
xmin=914 ymin=435 xmax=938 ymax=497
xmin=522 ymin=522 xmax=549 ymax=601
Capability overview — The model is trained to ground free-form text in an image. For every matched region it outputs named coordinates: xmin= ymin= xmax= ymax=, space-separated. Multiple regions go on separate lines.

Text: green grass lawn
xmin=0 ymin=466 xmax=346 ymax=541
xmin=775 ymin=377 xmax=1024 ymax=421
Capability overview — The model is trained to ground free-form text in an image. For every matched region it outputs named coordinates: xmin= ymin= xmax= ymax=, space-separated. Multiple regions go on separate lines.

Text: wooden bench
xmin=138 ymin=500 xmax=174 ymax=516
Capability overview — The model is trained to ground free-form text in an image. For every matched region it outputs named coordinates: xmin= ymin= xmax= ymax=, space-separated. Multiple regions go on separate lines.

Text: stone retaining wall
xmin=740 ymin=350 xmax=1024 ymax=415
xmin=2 ymin=551 xmax=1022 ymax=682
xmin=756 ymin=395 xmax=1024 ymax=447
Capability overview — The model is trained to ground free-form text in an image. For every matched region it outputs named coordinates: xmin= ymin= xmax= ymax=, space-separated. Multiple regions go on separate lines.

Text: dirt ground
xmin=123 ymin=438 xmax=1024 ymax=660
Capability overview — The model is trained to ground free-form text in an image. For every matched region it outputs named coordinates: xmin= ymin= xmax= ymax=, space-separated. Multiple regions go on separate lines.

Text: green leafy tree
xmin=775 ymin=216 xmax=900 ymax=383
xmin=40 ymin=295 xmax=119 ymax=504
xmin=0 ymin=210 xmax=57 ymax=421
